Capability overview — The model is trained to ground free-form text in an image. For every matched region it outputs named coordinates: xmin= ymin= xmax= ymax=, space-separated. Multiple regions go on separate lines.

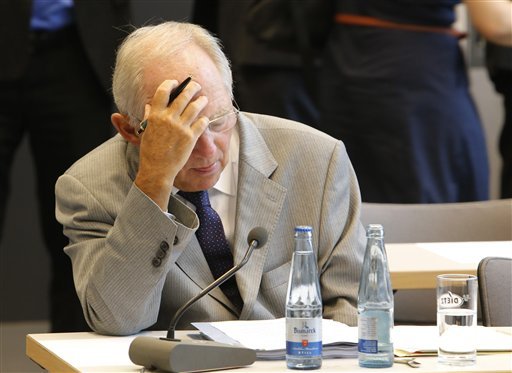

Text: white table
xmin=386 ymin=241 xmax=512 ymax=289
xmin=26 ymin=328 xmax=512 ymax=373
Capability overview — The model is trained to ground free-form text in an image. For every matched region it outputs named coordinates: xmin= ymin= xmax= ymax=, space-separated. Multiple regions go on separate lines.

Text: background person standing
xmin=0 ymin=0 xmax=131 ymax=332
xmin=317 ymin=0 xmax=511 ymax=203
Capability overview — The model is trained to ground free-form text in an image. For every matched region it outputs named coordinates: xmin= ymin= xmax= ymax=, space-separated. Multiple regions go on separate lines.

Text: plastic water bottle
xmin=357 ymin=224 xmax=394 ymax=368
xmin=286 ymin=226 xmax=322 ymax=370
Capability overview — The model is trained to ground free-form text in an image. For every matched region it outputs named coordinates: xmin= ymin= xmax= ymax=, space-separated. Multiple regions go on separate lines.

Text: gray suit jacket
xmin=56 ymin=112 xmax=365 ymax=335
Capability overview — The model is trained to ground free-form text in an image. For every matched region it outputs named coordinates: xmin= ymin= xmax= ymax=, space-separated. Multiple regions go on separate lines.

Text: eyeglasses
xmin=206 ymin=107 xmax=239 ymax=133
xmin=134 ymin=102 xmax=240 ymax=136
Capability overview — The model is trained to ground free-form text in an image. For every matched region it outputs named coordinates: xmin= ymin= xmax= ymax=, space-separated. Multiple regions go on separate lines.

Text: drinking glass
xmin=437 ymin=274 xmax=478 ymax=366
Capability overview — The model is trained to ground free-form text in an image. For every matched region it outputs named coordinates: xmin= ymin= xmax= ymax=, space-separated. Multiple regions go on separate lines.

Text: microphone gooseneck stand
xmin=166 ymin=231 xmax=263 ymax=339
xmin=129 ymin=227 xmax=268 ymax=373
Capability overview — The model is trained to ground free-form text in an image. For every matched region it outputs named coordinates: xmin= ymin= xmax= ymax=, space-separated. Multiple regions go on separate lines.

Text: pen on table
xmin=137 ymin=76 xmax=192 ymax=135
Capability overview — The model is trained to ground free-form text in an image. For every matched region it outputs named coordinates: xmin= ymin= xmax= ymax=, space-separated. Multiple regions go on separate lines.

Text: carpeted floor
xmin=1 ymin=320 xmax=49 ymax=373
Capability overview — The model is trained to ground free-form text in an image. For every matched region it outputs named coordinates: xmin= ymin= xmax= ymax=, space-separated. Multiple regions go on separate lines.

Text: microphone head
xmin=247 ymin=227 xmax=268 ymax=248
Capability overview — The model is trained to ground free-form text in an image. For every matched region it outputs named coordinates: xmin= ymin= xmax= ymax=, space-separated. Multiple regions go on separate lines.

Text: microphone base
xmin=129 ymin=336 xmax=256 ymax=372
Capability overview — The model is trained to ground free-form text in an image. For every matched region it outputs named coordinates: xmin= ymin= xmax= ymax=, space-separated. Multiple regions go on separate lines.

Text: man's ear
xmin=111 ymin=113 xmax=141 ymax=145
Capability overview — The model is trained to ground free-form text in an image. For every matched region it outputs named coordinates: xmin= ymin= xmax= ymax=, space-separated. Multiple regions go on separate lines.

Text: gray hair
xmin=112 ymin=21 xmax=233 ymax=127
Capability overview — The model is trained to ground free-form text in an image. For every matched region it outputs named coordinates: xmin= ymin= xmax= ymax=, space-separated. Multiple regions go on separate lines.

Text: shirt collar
xmin=213 ymin=127 xmax=239 ymax=196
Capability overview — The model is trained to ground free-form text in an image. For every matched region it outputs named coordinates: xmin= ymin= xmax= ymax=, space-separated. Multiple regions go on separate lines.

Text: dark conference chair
xmin=478 ymin=257 xmax=512 ymax=326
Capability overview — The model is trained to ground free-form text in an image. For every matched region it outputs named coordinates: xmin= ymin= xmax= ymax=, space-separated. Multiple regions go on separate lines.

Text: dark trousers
xmin=486 ymin=44 xmax=512 ymax=199
xmin=0 ymin=27 xmax=113 ymax=331
xmin=234 ymin=66 xmax=319 ymax=127
xmin=499 ymin=93 xmax=512 ymax=198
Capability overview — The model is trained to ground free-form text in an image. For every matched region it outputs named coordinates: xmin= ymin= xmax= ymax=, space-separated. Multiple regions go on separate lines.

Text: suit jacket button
xmin=160 ymin=241 xmax=170 ymax=251
xmin=156 ymin=248 xmax=166 ymax=259
xmin=152 ymin=257 xmax=162 ymax=267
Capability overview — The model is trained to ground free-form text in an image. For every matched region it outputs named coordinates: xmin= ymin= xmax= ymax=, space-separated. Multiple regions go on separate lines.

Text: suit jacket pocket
xmin=258 ymin=261 xmax=291 ymax=316
xmin=260 ymin=261 xmax=291 ymax=291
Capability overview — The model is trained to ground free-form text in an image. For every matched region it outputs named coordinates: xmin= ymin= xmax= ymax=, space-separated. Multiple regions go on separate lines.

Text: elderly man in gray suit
xmin=55 ymin=21 xmax=365 ymax=336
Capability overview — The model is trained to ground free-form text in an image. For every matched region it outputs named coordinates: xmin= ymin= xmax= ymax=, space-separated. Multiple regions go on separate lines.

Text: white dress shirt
xmin=209 ymin=128 xmax=239 ymax=245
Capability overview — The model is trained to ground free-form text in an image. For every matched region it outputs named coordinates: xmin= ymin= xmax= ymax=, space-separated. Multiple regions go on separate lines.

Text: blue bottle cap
xmin=294 ymin=225 xmax=313 ymax=233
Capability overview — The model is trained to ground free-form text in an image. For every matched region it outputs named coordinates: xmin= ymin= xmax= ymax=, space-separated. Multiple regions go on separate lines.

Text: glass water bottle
xmin=357 ymin=224 xmax=394 ymax=368
xmin=286 ymin=226 xmax=322 ymax=370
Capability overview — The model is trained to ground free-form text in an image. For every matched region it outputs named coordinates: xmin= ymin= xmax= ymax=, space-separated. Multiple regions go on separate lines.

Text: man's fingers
xmin=168 ymin=80 xmax=202 ymax=110
xmin=152 ymin=80 xmax=178 ymax=108
xmin=191 ymin=116 xmax=210 ymax=137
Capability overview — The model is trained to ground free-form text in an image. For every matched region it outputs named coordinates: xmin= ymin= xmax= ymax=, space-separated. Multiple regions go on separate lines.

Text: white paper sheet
xmin=193 ymin=318 xmax=359 ymax=359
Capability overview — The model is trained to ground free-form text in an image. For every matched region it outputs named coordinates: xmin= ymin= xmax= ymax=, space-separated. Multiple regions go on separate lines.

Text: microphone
xmin=129 ymin=227 xmax=268 ymax=373
xmin=167 ymin=226 xmax=268 ymax=339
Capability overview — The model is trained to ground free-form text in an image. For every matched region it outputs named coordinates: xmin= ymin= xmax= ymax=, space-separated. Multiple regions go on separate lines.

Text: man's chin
xmin=174 ymin=174 xmax=221 ymax=192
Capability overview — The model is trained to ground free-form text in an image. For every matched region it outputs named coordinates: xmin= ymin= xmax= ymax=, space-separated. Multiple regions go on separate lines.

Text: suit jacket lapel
xmin=175 ymin=236 xmax=233 ymax=307
xmin=234 ymin=114 xmax=287 ymax=319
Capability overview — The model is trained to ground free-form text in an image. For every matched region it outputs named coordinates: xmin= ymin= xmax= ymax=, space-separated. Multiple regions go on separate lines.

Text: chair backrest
xmin=478 ymin=257 xmax=512 ymax=326
xmin=360 ymin=199 xmax=512 ymax=243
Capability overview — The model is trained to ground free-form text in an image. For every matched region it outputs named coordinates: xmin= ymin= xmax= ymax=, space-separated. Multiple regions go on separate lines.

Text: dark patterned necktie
xmin=178 ymin=190 xmax=243 ymax=311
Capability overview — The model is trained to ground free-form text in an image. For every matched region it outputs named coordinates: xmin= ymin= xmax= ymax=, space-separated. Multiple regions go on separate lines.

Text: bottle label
xmin=358 ymin=315 xmax=378 ymax=354
xmin=286 ymin=318 xmax=322 ymax=357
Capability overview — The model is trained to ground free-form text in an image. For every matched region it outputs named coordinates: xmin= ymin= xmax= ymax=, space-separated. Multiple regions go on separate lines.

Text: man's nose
xmin=193 ymin=130 xmax=216 ymax=157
